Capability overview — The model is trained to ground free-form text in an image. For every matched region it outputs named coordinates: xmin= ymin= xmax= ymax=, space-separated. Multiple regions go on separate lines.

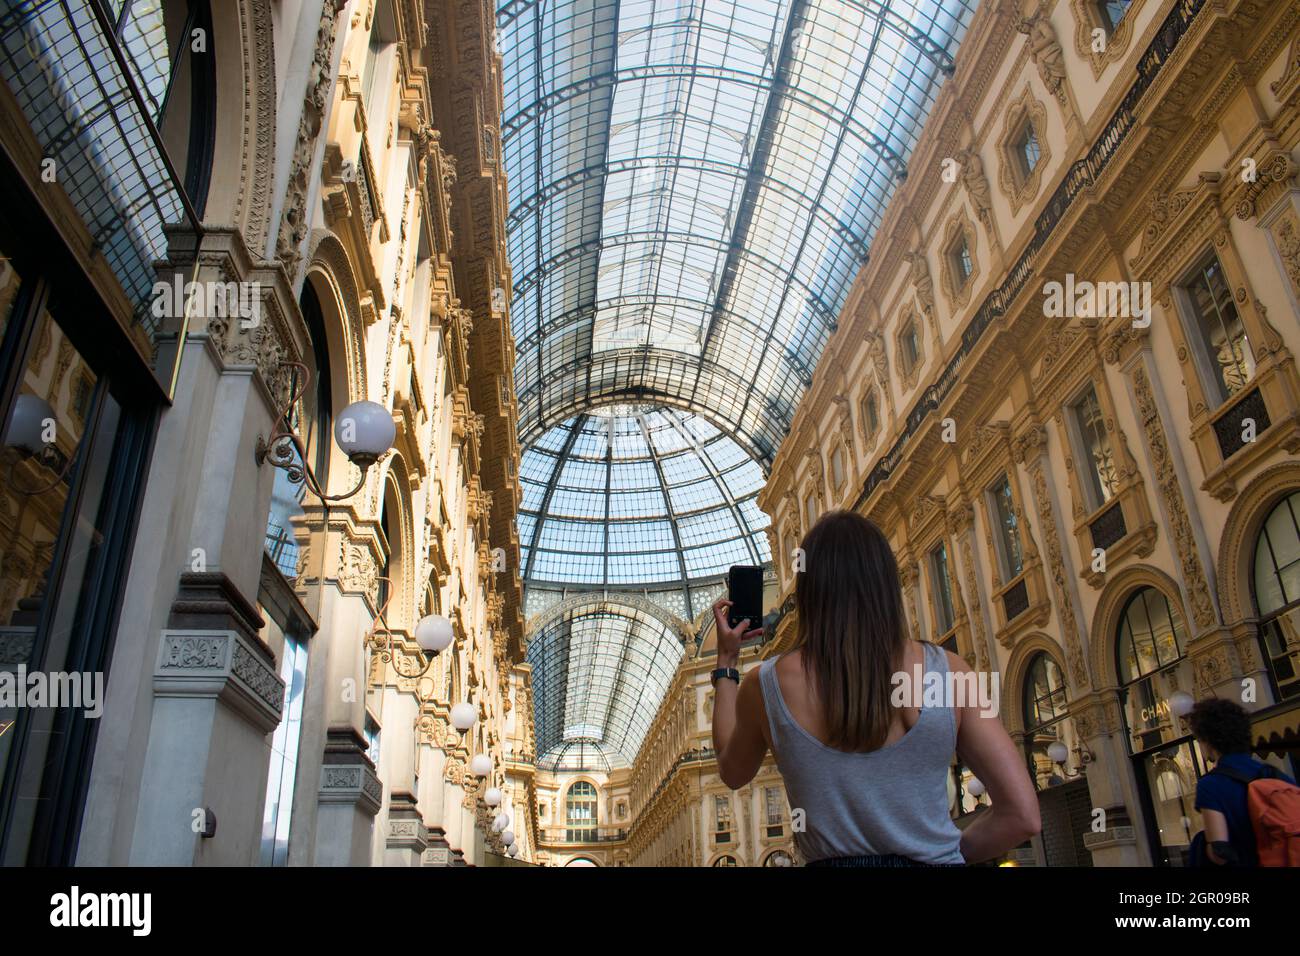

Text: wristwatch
xmin=710 ymin=667 xmax=740 ymax=687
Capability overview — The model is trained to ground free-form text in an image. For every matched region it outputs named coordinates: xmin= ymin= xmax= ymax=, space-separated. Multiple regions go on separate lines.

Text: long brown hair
xmin=795 ymin=510 xmax=907 ymax=751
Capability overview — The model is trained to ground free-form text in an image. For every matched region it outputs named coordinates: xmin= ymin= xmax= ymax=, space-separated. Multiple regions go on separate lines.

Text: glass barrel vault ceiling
xmin=498 ymin=0 xmax=977 ymax=466
xmin=519 ymin=406 xmax=771 ymax=596
xmin=526 ymin=601 xmax=685 ymax=768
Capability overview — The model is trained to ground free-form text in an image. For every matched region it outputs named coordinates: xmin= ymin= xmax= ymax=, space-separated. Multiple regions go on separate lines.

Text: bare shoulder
xmin=943 ymin=648 xmax=974 ymax=675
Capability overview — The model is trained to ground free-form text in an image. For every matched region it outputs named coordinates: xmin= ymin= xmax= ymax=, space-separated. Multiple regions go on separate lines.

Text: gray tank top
xmin=759 ymin=640 xmax=965 ymax=864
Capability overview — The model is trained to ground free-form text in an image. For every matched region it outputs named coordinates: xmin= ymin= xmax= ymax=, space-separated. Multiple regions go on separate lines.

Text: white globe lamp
xmin=1170 ymin=691 xmax=1195 ymax=718
xmin=1047 ymin=741 xmax=1069 ymax=764
xmin=470 ymin=754 xmax=493 ymax=777
xmin=450 ymin=702 xmax=476 ymax=733
xmin=484 ymin=787 xmax=502 ymax=807
xmin=500 ymin=829 xmax=515 ymax=847
xmin=967 ymin=776 xmax=986 ymax=798
xmin=334 ymin=400 xmax=396 ymax=468
xmin=415 ymin=614 xmax=454 ymax=655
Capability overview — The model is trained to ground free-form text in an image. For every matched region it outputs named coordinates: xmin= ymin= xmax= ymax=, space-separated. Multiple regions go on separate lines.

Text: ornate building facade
xmin=759 ymin=0 xmax=1300 ymax=867
xmin=0 ymin=0 xmax=529 ymax=866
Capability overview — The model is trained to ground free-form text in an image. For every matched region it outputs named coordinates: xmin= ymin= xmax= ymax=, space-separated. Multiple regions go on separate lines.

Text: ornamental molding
xmin=1130 ymin=365 xmax=1217 ymax=630
xmin=235 ymin=0 xmax=276 ymax=253
xmin=319 ymin=763 xmax=383 ymax=817
xmin=939 ymin=205 xmax=980 ymax=312
xmin=1024 ymin=459 xmax=1088 ymax=688
xmin=154 ymin=629 xmax=284 ymax=733
xmin=996 ymin=84 xmax=1051 ymax=217
xmin=275 ymin=0 xmax=347 ymax=276
xmin=1068 ymin=0 xmax=1141 ymax=79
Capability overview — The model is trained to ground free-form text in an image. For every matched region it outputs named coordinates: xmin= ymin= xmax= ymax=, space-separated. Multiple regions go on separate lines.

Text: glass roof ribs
xmin=527 ymin=600 xmax=686 ymax=764
xmin=499 ymin=0 xmax=976 ymax=458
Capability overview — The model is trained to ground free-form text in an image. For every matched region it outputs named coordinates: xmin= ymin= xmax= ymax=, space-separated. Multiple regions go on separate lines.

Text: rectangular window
xmin=864 ymin=390 xmax=879 ymax=436
xmin=990 ymin=475 xmax=1024 ymax=580
xmin=1070 ymin=383 xmax=1119 ymax=511
xmin=714 ymin=795 xmax=732 ymax=842
xmin=1179 ymin=255 xmax=1254 ymax=405
xmin=901 ymin=321 xmax=921 ymax=370
xmin=830 ymin=444 xmax=845 ymax=490
xmin=765 ymin=787 xmax=783 ymax=837
xmin=949 ymin=237 xmax=973 ymax=288
xmin=930 ymin=541 xmax=956 ymax=635
xmin=804 ymin=492 xmax=818 ymax=531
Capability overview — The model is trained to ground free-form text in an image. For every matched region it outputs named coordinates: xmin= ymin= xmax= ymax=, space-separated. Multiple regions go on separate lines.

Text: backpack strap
xmin=1211 ymin=762 xmax=1276 ymax=786
xmin=1206 ymin=764 xmax=1258 ymax=785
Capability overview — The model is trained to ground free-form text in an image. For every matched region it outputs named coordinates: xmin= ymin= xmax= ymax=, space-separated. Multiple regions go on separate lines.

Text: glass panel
xmin=1100 ymin=0 xmax=1133 ymax=34
xmin=1116 ymin=586 xmax=1187 ymax=684
xmin=0 ymin=252 xmax=19 ymax=339
xmin=1139 ymin=740 xmax=1204 ymax=867
xmin=1119 ymin=657 xmax=1194 ymax=754
xmin=1071 ymin=384 xmax=1117 ymax=510
xmin=1254 ymin=491 xmax=1300 ymax=615
xmin=260 ymin=628 xmax=308 ymax=866
xmin=930 ymin=541 xmax=954 ymax=634
xmin=1182 ymin=257 xmax=1253 ymax=403
xmin=1 ymin=305 xmax=125 ymax=863
xmin=991 ymin=475 xmax=1023 ymax=579
xmin=1260 ymin=609 xmax=1300 ymax=701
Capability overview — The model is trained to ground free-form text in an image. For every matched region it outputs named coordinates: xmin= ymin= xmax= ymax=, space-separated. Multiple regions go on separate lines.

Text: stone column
xmin=1073 ymin=693 xmax=1147 ymax=866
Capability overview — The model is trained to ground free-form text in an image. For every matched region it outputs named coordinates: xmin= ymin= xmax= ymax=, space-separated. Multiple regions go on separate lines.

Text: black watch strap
xmin=710 ymin=667 xmax=740 ymax=686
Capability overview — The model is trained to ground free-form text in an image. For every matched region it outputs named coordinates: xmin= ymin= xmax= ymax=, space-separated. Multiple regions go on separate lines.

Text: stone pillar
xmin=1073 ymin=693 xmax=1147 ymax=866
xmin=383 ymin=791 xmax=428 ymax=866
xmin=130 ymin=620 xmax=284 ymax=865
xmin=122 ymin=227 xmax=301 ymax=865
xmin=314 ymin=726 xmax=382 ymax=865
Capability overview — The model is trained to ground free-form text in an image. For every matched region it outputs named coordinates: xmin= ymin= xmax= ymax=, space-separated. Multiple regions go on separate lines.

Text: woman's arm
xmin=710 ymin=598 xmax=767 ymax=789
xmin=949 ymin=653 xmax=1041 ymax=863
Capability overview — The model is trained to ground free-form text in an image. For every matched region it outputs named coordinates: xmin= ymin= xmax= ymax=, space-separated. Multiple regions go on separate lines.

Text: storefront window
xmin=1022 ymin=653 xmax=1080 ymax=790
xmin=1115 ymin=586 xmax=1202 ymax=866
xmin=1252 ymin=490 xmax=1300 ymax=701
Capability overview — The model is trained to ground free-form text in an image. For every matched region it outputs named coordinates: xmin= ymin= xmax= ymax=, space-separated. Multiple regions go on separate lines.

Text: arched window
xmin=264 ymin=280 xmax=332 ymax=580
xmin=1115 ymin=586 xmax=1201 ymax=866
xmin=1022 ymin=652 xmax=1075 ymax=790
xmin=565 ymin=781 xmax=598 ymax=842
xmin=1252 ymin=490 xmax=1300 ymax=700
xmin=763 ymin=850 xmax=793 ymax=867
xmin=711 ymin=855 xmax=738 ymax=867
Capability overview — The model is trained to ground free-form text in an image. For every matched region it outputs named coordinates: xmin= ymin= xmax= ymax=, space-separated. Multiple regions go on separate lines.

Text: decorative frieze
xmin=1130 ymin=365 xmax=1217 ymax=630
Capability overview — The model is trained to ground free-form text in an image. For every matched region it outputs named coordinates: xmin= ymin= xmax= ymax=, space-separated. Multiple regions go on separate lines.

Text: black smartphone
xmin=726 ymin=565 xmax=764 ymax=632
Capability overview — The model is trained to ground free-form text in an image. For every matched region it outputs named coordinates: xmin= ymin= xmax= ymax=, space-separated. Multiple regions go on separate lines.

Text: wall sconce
xmin=1047 ymin=738 xmax=1095 ymax=783
xmin=483 ymin=787 xmax=502 ymax=808
xmin=492 ymin=812 xmax=509 ymax=833
xmin=364 ymin=576 xmax=454 ymax=680
xmin=507 ymin=844 xmax=519 ymax=858
xmin=4 ymin=394 xmax=76 ymax=495
xmin=255 ymin=360 xmax=395 ymax=501
xmin=470 ymin=753 xmax=493 ymax=777
xmin=500 ymin=829 xmax=515 ymax=848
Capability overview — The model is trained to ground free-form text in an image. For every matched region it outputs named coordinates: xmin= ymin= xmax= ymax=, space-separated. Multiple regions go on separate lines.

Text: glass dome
xmin=518 ymin=405 xmax=771 ymax=594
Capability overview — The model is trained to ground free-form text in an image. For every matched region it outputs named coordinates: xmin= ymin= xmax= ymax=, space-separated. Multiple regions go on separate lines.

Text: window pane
xmin=991 ymin=475 xmax=1023 ymax=578
xmin=1183 ymin=257 xmax=1253 ymax=403
xmin=1071 ymin=384 xmax=1117 ymax=510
